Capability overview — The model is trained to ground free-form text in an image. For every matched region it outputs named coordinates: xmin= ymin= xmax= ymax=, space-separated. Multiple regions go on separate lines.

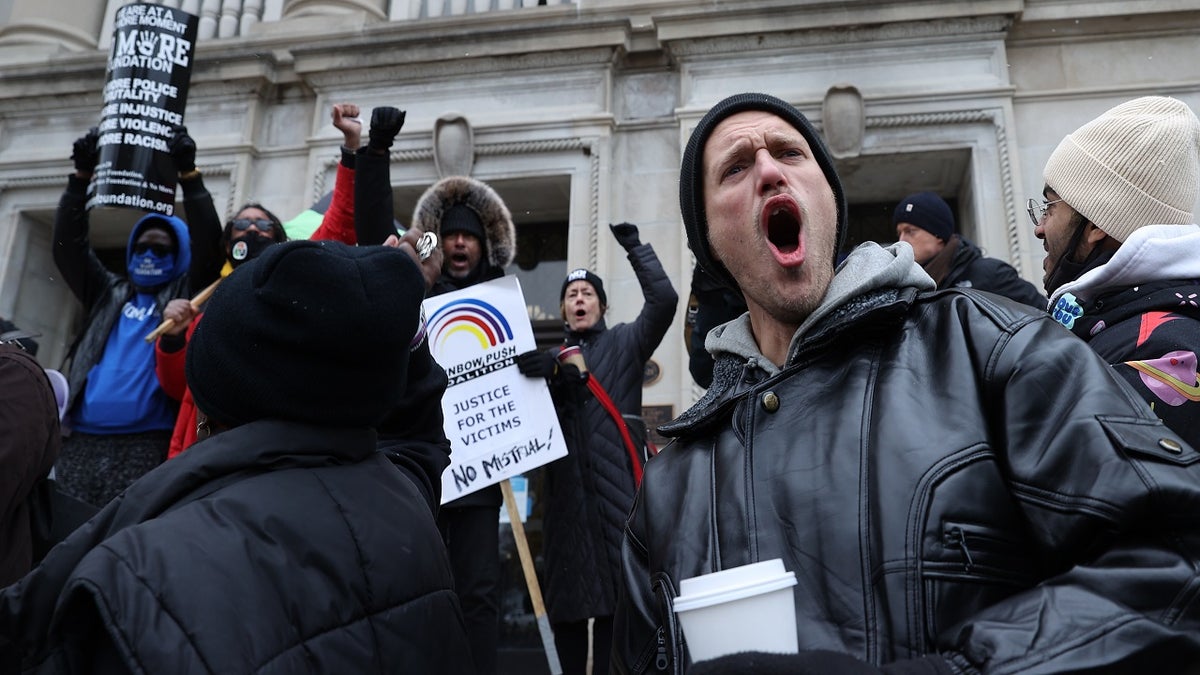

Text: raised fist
xmin=168 ymin=125 xmax=197 ymax=174
xmin=609 ymin=222 xmax=642 ymax=250
xmin=331 ymin=103 xmax=362 ymax=149
xmin=71 ymin=127 xmax=100 ymax=175
xmin=367 ymin=106 xmax=406 ymax=153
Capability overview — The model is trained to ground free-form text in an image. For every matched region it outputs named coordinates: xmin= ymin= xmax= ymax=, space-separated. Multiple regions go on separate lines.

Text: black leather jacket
xmin=615 ymin=285 xmax=1200 ymax=673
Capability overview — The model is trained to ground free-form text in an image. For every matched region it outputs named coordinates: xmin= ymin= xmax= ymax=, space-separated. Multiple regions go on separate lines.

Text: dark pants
xmin=55 ymin=430 xmax=170 ymax=508
xmin=553 ymin=615 xmax=613 ymax=675
xmin=438 ymin=505 xmax=500 ymax=675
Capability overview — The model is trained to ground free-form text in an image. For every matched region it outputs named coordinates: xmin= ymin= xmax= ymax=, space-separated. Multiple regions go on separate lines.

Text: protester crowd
xmin=2 ymin=89 xmax=1199 ymax=674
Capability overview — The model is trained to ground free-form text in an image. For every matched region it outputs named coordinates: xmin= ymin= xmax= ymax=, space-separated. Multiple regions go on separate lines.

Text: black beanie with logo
xmin=679 ymin=92 xmax=847 ymax=291
xmin=892 ymin=191 xmax=954 ymax=242
xmin=560 ymin=268 xmax=607 ymax=307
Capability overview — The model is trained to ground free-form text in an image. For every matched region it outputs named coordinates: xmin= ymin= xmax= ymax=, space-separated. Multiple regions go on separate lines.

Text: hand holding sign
xmin=72 ymin=128 xmax=100 ymax=177
xmin=424 ymin=277 xmax=567 ymax=503
xmin=168 ymin=125 xmax=196 ymax=175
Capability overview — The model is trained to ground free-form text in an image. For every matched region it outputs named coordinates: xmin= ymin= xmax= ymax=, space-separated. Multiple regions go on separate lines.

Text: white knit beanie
xmin=1043 ymin=96 xmax=1200 ymax=242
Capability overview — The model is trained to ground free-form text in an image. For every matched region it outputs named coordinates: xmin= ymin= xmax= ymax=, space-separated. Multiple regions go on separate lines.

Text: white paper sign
xmin=424 ymin=276 xmax=567 ymax=504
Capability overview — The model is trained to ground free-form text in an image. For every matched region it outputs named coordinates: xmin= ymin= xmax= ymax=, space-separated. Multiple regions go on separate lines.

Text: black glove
xmin=516 ymin=349 xmax=557 ymax=379
xmin=610 ymin=222 xmax=642 ymax=250
xmin=368 ymin=106 xmax=406 ymax=152
xmin=168 ymin=125 xmax=197 ymax=174
xmin=71 ymin=127 xmax=99 ymax=174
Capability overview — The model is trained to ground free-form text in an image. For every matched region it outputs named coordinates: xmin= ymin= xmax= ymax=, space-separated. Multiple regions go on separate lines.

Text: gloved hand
xmin=610 ymin=222 xmax=642 ymax=250
xmin=516 ymin=349 xmax=557 ymax=379
xmin=71 ymin=127 xmax=100 ymax=175
xmin=368 ymin=106 xmax=406 ymax=152
xmin=168 ymin=125 xmax=197 ymax=174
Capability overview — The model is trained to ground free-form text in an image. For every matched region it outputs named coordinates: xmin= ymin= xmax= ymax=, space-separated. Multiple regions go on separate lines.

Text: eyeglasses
xmin=133 ymin=242 xmax=171 ymax=257
xmin=1026 ymin=197 xmax=1064 ymax=226
xmin=231 ymin=218 xmax=275 ymax=232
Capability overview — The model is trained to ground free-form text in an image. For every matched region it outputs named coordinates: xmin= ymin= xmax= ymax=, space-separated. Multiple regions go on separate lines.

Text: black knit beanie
xmin=892 ymin=191 xmax=954 ymax=241
xmin=560 ymin=268 xmax=607 ymax=306
xmin=440 ymin=202 xmax=487 ymax=242
xmin=679 ymin=92 xmax=848 ymax=291
xmin=186 ymin=240 xmax=425 ymax=429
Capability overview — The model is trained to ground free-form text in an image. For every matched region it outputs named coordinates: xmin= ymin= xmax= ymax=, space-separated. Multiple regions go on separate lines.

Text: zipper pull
xmin=946 ymin=527 xmax=974 ymax=573
xmin=655 ymin=626 xmax=669 ymax=671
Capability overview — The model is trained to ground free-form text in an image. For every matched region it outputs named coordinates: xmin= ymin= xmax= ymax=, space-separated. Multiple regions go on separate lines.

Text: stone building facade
xmin=1 ymin=0 xmax=1198 ymax=419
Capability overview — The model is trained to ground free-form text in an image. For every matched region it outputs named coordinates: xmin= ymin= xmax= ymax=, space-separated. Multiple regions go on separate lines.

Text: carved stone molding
xmin=433 ymin=113 xmax=475 ymax=179
xmin=666 ymin=16 xmax=1012 ymax=57
xmin=297 ymin=48 xmax=616 ymax=89
xmin=822 ymin=85 xmax=865 ymax=159
xmin=864 ymin=109 xmax=1023 ymax=273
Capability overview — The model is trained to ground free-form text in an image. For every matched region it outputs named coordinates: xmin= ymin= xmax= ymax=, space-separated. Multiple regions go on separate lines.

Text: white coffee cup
xmin=673 ymin=558 xmax=799 ymax=663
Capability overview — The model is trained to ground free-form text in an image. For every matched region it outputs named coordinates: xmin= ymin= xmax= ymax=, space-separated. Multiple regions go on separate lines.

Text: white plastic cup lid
xmin=674 ymin=559 xmax=797 ymax=613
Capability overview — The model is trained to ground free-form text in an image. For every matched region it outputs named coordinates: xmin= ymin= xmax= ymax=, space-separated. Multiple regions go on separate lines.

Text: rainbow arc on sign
xmin=427 ymin=298 xmax=514 ymax=351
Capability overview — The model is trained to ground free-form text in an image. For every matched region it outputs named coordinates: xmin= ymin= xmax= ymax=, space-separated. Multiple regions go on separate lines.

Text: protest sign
xmin=89 ymin=3 xmax=198 ymax=216
xmin=424 ymin=276 xmax=567 ymax=504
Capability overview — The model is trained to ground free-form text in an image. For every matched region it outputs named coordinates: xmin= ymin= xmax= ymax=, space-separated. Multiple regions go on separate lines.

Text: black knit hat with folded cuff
xmin=560 ymin=268 xmax=607 ymax=307
xmin=679 ymin=92 xmax=847 ymax=291
xmin=187 ymin=240 xmax=425 ymax=429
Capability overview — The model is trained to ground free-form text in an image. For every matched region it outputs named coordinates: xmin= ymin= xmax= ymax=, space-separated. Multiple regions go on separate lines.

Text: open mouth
xmin=574 ymin=309 xmax=587 ymax=318
xmin=450 ymin=252 xmax=469 ymax=265
xmin=762 ymin=197 xmax=804 ymax=264
xmin=767 ymin=207 xmax=800 ymax=253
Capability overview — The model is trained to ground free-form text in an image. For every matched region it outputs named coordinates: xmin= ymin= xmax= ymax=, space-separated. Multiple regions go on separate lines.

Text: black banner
xmin=89 ymin=3 xmax=199 ymax=216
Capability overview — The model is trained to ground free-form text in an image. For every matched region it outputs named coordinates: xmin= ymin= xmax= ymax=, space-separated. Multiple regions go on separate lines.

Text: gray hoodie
xmin=706 ymin=241 xmax=935 ymax=377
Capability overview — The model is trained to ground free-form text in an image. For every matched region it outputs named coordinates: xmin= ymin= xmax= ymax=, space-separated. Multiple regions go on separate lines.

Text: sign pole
xmin=500 ymin=478 xmax=561 ymax=675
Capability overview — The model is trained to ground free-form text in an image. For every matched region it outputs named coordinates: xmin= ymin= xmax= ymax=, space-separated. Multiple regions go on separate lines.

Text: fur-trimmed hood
xmin=411 ymin=175 xmax=516 ymax=269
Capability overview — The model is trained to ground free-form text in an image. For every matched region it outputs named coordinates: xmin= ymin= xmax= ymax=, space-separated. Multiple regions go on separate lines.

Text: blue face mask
xmin=127 ymin=248 xmax=176 ymax=288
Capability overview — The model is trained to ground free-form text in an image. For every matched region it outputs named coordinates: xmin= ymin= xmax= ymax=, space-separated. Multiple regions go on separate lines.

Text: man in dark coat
xmin=612 ymin=92 xmax=1200 ymax=673
xmin=517 ymin=222 xmax=677 ymax=675
xmin=353 ymin=105 xmax=517 ymax=675
xmin=1035 ymin=95 xmax=1200 ymax=451
xmin=892 ymin=191 xmax=1045 ymax=308
xmin=0 ymin=240 xmax=472 ymax=674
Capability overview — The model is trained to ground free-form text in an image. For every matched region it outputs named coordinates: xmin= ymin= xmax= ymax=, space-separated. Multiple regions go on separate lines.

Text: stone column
xmin=0 ymin=0 xmax=108 ymax=52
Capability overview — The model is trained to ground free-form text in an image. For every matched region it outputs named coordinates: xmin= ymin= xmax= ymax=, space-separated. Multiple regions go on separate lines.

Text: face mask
xmin=229 ymin=231 xmax=276 ymax=268
xmin=127 ymin=249 xmax=176 ymax=288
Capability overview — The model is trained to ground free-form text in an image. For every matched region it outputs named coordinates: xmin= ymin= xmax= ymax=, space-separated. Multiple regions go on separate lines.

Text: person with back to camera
xmin=892 ymin=191 xmax=1045 ymax=308
xmin=0 ymin=339 xmax=60 ymax=588
xmin=52 ymin=125 xmax=223 ymax=508
xmin=154 ymin=102 xmax=366 ymax=460
xmin=1033 ymin=95 xmax=1200 ymax=452
xmin=515 ymin=222 xmax=678 ymax=675
xmin=611 ymin=92 xmax=1200 ymax=674
xmin=354 ymin=105 xmax=514 ymax=675
xmin=0 ymin=238 xmax=473 ymax=674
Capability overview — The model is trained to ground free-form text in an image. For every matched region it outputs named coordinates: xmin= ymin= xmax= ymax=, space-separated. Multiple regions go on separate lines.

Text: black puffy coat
xmin=0 ymin=420 xmax=472 ymax=674
xmin=542 ymin=242 xmax=677 ymax=624
xmin=615 ymin=285 xmax=1200 ymax=673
